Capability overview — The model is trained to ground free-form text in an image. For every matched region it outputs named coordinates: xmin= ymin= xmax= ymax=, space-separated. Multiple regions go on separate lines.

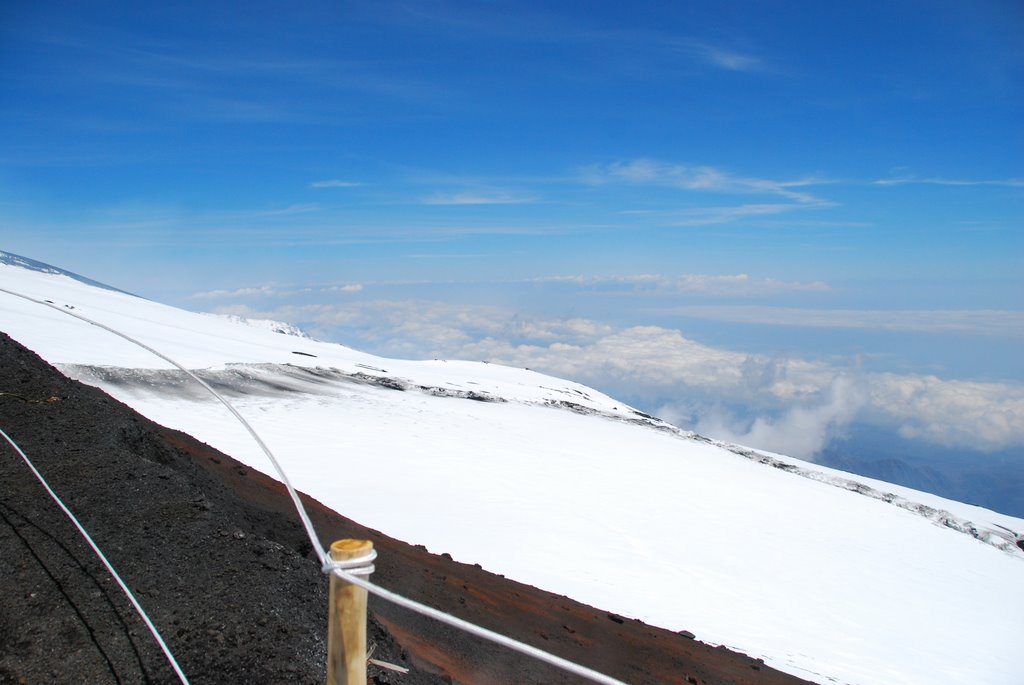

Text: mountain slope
xmin=3 ymin=331 xmax=804 ymax=685
xmin=2 ymin=253 xmax=1022 ymax=685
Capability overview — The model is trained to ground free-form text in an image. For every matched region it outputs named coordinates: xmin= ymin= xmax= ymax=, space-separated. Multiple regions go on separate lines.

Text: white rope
xmin=323 ymin=548 xmax=630 ymax=683
xmin=1 ymin=286 xmax=631 ymax=685
xmin=0 ymin=426 xmax=191 ymax=685
xmin=322 ymin=548 xmax=377 ymax=576
xmin=333 ymin=568 xmax=629 ymax=685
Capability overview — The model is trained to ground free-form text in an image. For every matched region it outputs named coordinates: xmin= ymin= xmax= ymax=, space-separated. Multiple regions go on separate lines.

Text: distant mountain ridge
xmin=818 ymin=426 xmax=1024 ymax=518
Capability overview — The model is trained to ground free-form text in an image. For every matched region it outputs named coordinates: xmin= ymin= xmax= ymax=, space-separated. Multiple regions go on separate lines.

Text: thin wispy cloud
xmin=873 ymin=177 xmax=1024 ymax=187
xmin=407 ymin=253 xmax=493 ymax=259
xmin=581 ymin=159 xmax=829 ymax=204
xmin=663 ymin=202 xmax=828 ymax=225
xmin=36 ymin=22 xmax=451 ymax=127
xmin=190 ymin=273 xmax=828 ymax=302
xmin=375 ymin=3 xmax=773 ymax=76
xmin=533 ymin=274 xmax=663 ymax=286
xmin=659 ymin=306 xmax=1024 ymax=338
xmin=530 ymin=273 xmax=829 ymax=296
xmin=250 ymin=203 xmax=321 ymax=217
xmin=191 ymin=281 xmax=363 ymax=300
xmin=421 ymin=191 xmax=538 ymax=206
xmin=310 ymin=179 xmax=363 ymax=188
xmin=190 ymin=285 xmax=279 ymax=300
xmin=691 ymin=43 xmax=764 ymax=72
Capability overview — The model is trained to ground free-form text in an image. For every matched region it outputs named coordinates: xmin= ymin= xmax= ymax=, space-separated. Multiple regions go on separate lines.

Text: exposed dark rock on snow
xmin=1 ymin=333 xmax=813 ymax=685
xmin=544 ymin=399 xmax=598 ymax=415
xmin=417 ymin=386 xmax=505 ymax=402
xmin=710 ymin=439 xmax=1022 ymax=554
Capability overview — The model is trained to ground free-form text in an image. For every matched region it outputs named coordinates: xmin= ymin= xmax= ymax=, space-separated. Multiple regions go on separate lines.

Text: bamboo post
xmin=326 ymin=539 xmax=374 ymax=685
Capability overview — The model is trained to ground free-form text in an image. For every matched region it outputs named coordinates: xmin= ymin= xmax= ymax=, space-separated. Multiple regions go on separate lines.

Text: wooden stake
xmin=326 ymin=539 xmax=374 ymax=685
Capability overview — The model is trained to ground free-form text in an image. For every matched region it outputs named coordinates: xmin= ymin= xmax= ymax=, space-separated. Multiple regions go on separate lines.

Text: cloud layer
xmin=211 ymin=296 xmax=1024 ymax=458
xmin=660 ymin=305 xmax=1024 ymax=337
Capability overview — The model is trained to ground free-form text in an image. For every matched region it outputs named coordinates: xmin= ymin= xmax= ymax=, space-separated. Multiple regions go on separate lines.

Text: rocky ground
xmin=0 ymin=332 xmax=813 ymax=685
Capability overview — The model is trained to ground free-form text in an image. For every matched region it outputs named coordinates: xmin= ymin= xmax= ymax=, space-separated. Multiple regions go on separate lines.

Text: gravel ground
xmin=0 ymin=333 xmax=438 ymax=685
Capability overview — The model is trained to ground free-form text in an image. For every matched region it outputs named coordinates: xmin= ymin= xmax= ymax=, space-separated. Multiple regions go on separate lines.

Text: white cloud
xmin=687 ymin=376 xmax=867 ymax=460
xmin=868 ymin=374 xmax=1024 ymax=450
xmin=310 ymin=179 xmax=363 ymax=188
xmin=251 ymin=203 xmax=321 ymax=217
xmin=665 ymin=38 xmax=768 ymax=73
xmin=458 ymin=326 xmax=752 ymax=392
xmin=701 ymin=46 xmax=762 ymax=72
xmin=581 ymin=159 xmax=829 ymax=204
xmin=421 ymin=192 xmax=537 ymax=205
xmin=190 ymin=284 xmax=279 ymax=299
xmin=190 ymin=281 xmax=363 ymax=300
xmin=529 ymin=273 xmax=830 ymax=296
xmin=321 ymin=283 xmax=363 ymax=293
xmin=530 ymin=273 xmax=663 ymax=286
xmin=873 ymin=177 xmax=1024 ymax=188
xmin=658 ymin=306 xmax=1024 ymax=337
xmin=662 ymin=202 xmax=831 ymax=225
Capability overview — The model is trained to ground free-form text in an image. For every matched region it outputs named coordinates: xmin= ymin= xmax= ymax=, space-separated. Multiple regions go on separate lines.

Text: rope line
xmin=333 ymin=568 xmax=629 ymax=685
xmin=0 ymin=426 xmax=191 ymax=685
xmin=1 ymin=286 xmax=630 ymax=685
xmin=322 ymin=548 xmax=377 ymax=577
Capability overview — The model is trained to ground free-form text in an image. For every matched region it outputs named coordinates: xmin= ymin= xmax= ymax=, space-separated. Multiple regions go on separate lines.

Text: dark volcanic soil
xmin=0 ymin=332 xmax=814 ymax=685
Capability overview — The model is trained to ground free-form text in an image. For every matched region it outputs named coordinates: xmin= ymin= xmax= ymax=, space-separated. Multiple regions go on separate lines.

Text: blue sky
xmin=2 ymin=1 xmax=1022 ymax=471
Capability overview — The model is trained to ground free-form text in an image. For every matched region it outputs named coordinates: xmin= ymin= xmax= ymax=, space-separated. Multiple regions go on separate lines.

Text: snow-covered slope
xmin=2 ymin=254 xmax=1021 ymax=685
